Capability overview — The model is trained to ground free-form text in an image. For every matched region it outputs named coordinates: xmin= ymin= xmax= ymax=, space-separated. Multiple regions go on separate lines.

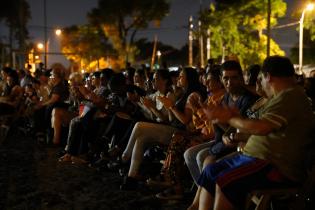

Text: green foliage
xmin=59 ymin=25 xmax=115 ymax=69
xmin=301 ymin=5 xmax=315 ymax=41
xmin=200 ymin=0 xmax=286 ymax=67
xmin=87 ymin=0 xmax=170 ymax=66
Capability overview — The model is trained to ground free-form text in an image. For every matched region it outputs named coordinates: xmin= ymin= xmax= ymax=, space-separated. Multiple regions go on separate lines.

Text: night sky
xmin=5 ymin=0 xmax=301 ymax=66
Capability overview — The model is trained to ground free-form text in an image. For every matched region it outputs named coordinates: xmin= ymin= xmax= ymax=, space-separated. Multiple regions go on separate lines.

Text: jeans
xmin=184 ymin=141 xmax=214 ymax=185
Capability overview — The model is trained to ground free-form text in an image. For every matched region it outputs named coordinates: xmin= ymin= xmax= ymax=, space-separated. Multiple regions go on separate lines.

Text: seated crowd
xmin=0 ymin=56 xmax=314 ymax=210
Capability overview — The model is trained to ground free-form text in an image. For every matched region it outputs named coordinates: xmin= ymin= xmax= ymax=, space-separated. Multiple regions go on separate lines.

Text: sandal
xmin=146 ymin=178 xmax=172 ymax=188
xmin=58 ymin=154 xmax=72 ymax=163
xmin=71 ymin=156 xmax=88 ymax=164
xmin=156 ymin=188 xmax=183 ymax=200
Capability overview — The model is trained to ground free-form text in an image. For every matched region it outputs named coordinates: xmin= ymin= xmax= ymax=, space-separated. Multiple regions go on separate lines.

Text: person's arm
xmin=228 ymin=117 xmax=277 ymax=135
xmin=41 ymin=93 xmax=60 ymax=107
xmin=139 ymin=94 xmax=170 ymax=122
xmin=78 ymin=86 xmax=106 ymax=108
xmin=169 ymin=103 xmax=192 ymax=125
xmin=202 ymin=105 xmax=280 ymax=135
xmin=159 ymin=92 xmax=198 ymax=125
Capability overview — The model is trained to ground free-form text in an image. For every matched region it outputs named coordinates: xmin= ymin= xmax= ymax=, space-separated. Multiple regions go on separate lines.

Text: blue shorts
xmin=197 ymin=154 xmax=298 ymax=209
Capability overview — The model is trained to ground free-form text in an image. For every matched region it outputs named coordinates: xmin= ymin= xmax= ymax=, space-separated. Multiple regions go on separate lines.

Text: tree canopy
xmin=88 ymin=0 xmax=170 ymax=68
xmin=0 ymin=0 xmax=31 ymax=67
xmin=200 ymin=0 xmax=286 ymax=67
xmin=59 ymin=25 xmax=122 ymax=71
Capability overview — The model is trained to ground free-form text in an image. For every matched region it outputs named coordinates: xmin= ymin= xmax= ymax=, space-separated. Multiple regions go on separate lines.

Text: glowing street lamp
xmin=55 ymin=29 xmax=62 ymax=36
xmin=35 ymin=28 xmax=61 ymax=67
xmin=37 ymin=43 xmax=44 ymax=50
xmin=299 ymin=3 xmax=314 ymax=73
xmin=157 ymin=50 xmax=162 ymax=65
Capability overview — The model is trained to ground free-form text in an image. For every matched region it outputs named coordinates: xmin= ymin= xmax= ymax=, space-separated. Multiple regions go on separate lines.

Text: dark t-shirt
xmin=50 ymin=81 xmax=69 ymax=103
xmin=210 ymin=87 xmax=259 ymax=156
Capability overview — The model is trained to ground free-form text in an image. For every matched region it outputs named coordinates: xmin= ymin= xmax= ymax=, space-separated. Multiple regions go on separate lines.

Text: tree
xmin=0 ymin=0 xmax=31 ymax=67
xmin=59 ymin=25 xmax=119 ymax=71
xmin=200 ymin=0 xmax=286 ymax=68
xmin=88 ymin=0 xmax=170 ymax=67
xmin=134 ymin=38 xmax=201 ymax=67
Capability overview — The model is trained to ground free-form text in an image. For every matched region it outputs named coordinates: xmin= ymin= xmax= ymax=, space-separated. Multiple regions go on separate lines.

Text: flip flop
xmin=71 ymin=156 xmax=88 ymax=164
xmin=58 ymin=154 xmax=72 ymax=163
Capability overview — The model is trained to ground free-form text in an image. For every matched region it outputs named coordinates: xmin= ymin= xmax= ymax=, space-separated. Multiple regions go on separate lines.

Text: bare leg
xmin=52 ymin=108 xmax=75 ymax=145
xmin=188 ymin=155 xmax=217 ymax=209
xmin=213 ymin=184 xmax=234 ymax=210
xmin=199 ymin=187 xmax=214 ymax=210
xmin=187 ymin=186 xmax=201 ymax=210
xmin=51 ymin=108 xmax=62 ymax=145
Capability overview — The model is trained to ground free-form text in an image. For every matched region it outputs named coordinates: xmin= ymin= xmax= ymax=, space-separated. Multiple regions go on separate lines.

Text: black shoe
xmin=107 ymin=160 xmax=121 ymax=171
xmin=90 ymin=157 xmax=109 ymax=171
xmin=56 ymin=149 xmax=66 ymax=158
xmin=36 ymin=133 xmax=46 ymax=144
xmin=120 ymin=176 xmax=138 ymax=191
xmin=108 ymin=146 xmax=122 ymax=158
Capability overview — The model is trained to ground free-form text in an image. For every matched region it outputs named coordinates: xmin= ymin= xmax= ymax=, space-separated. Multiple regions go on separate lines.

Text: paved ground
xmin=0 ymin=127 xmax=192 ymax=210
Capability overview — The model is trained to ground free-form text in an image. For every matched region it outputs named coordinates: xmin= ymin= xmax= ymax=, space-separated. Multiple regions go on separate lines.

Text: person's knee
xmin=184 ymin=147 xmax=195 ymax=164
xmin=133 ymin=122 xmax=142 ymax=131
xmin=196 ymin=151 xmax=206 ymax=166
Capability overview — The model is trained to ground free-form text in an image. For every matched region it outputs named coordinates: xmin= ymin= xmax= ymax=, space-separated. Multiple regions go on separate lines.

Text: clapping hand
xmin=140 ymin=96 xmax=155 ymax=109
xmin=157 ymin=96 xmax=174 ymax=109
xmin=202 ymin=105 xmax=239 ymax=124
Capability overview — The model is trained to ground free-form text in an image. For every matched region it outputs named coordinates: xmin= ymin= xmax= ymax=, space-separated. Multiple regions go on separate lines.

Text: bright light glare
xmin=37 ymin=43 xmax=44 ymax=50
xmin=306 ymin=3 xmax=314 ymax=11
xmin=55 ymin=29 xmax=62 ymax=36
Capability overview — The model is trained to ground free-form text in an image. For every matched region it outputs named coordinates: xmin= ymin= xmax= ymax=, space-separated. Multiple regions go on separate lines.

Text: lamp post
xmin=44 ymin=0 xmax=47 ymax=70
xmin=156 ymin=50 xmax=161 ymax=66
xmin=36 ymin=29 xmax=62 ymax=66
xmin=188 ymin=16 xmax=193 ymax=66
xmin=299 ymin=3 xmax=314 ymax=74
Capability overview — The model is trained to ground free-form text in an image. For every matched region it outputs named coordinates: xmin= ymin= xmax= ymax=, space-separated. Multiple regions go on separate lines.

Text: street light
xmin=35 ymin=29 xmax=62 ymax=68
xmin=55 ymin=29 xmax=62 ymax=36
xmin=299 ymin=3 xmax=314 ymax=74
xmin=37 ymin=43 xmax=44 ymax=50
xmin=156 ymin=50 xmax=161 ymax=66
